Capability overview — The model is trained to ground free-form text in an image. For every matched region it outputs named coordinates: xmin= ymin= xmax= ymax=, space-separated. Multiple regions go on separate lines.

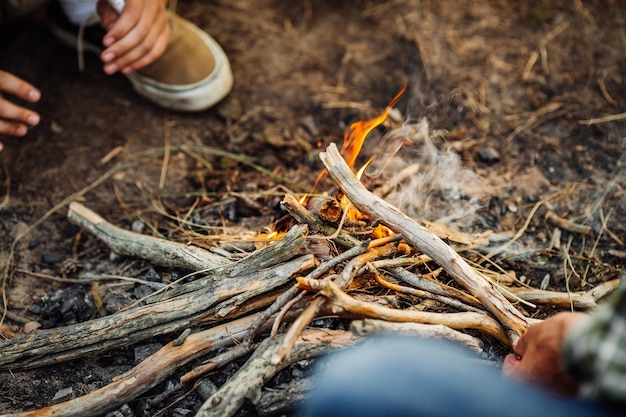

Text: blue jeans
xmin=304 ymin=337 xmax=619 ymax=417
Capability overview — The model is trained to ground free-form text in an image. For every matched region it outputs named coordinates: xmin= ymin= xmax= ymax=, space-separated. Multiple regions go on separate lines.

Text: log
xmin=0 ymin=255 xmax=315 ymax=370
xmin=67 ymin=202 xmax=228 ymax=272
xmin=319 ymin=143 xmax=529 ymax=344
xmin=195 ymin=329 xmax=358 ymax=417
xmin=3 ymin=314 xmax=262 ymax=417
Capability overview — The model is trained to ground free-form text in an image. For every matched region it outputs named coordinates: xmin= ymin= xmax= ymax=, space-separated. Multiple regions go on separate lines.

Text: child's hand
xmin=0 ymin=70 xmax=41 ymax=150
xmin=96 ymin=0 xmax=170 ymax=75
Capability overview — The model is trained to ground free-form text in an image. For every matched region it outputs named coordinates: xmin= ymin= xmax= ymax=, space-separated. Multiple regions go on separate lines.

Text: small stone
xmin=172 ymin=408 xmax=193 ymax=417
xmin=50 ymin=121 xmax=64 ymax=134
xmin=197 ymin=379 xmax=218 ymax=400
xmin=133 ymin=284 xmax=155 ymax=299
xmin=144 ymin=267 xmax=161 ymax=282
xmin=131 ymin=220 xmax=146 ymax=234
xmin=262 ymin=125 xmax=288 ymax=147
xmin=216 ymin=96 xmax=244 ymax=120
xmin=23 ymin=321 xmax=41 ymax=333
xmin=478 ymin=146 xmax=501 ymax=164
xmin=300 ymin=115 xmax=319 ymax=136
xmin=52 ymin=387 xmax=73 ymax=401
xmin=42 ymin=252 xmax=62 ymax=264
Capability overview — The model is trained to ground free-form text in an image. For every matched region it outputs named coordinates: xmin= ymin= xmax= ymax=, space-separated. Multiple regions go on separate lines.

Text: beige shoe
xmin=50 ymin=6 xmax=233 ymax=112
xmin=126 ymin=11 xmax=233 ymax=112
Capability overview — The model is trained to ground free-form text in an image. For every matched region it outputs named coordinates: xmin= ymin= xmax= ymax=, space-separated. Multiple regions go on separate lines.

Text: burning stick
xmin=319 ymin=143 xmax=529 ymax=344
xmin=281 ymin=193 xmax=361 ymax=248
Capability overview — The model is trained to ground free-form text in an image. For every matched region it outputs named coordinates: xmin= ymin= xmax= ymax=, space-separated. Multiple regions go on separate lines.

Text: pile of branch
xmin=0 ymin=144 xmax=617 ymax=417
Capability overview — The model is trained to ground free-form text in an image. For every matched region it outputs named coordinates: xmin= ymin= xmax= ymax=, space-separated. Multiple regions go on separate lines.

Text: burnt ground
xmin=0 ymin=0 xmax=625 ymax=415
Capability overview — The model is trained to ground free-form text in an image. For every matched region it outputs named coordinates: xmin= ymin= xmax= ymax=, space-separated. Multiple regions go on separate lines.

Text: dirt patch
xmin=1 ymin=0 xmax=625 ymax=416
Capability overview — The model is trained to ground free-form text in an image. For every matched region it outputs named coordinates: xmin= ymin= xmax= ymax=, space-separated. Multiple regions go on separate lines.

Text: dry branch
xmin=319 ymin=143 xmax=529 ymax=344
xmin=195 ymin=329 xmax=358 ymax=417
xmin=371 ymin=270 xmax=486 ymax=314
xmin=545 ymin=210 xmax=592 ymax=235
xmin=67 ymin=202 xmax=228 ymax=272
xmin=0 ymin=254 xmax=315 ymax=370
xmin=281 ymin=194 xmax=361 ymax=248
xmin=350 ymin=318 xmax=484 ymax=354
xmin=239 ymin=241 xmax=372 ymax=348
xmin=387 ymin=266 xmax=483 ymax=308
xmin=275 ymin=243 xmax=398 ymax=363
xmin=323 ymin=280 xmax=508 ymax=343
xmin=505 ymin=279 xmax=621 ymax=309
xmin=5 ymin=314 xmax=261 ymax=417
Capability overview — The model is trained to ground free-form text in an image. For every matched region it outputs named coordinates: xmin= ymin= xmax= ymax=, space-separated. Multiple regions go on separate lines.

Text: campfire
xmin=0 ymin=90 xmax=620 ymax=417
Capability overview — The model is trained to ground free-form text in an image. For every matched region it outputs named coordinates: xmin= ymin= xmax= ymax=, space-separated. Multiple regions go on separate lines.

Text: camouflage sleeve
xmin=562 ymin=277 xmax=626 ymax=402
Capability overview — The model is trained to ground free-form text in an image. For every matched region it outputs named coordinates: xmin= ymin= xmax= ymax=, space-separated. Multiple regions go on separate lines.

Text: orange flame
xmin=308 ymin=84 xmax=407 ymax=197
xmin=340 ymin=84 xmax=407 ymax=170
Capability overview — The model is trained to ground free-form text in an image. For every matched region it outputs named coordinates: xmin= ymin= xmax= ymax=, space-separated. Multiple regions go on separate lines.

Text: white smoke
xmin=366 ymin=118 xmax=485 ymax=227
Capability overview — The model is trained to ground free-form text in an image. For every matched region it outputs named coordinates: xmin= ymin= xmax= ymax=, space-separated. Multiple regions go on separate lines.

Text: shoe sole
xmin=50 ymin=14 xmax=233 ymax=112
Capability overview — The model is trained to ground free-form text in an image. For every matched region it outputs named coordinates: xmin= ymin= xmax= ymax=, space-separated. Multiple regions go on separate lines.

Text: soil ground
xmin=0 ymin=0 xmax=625 ymax=416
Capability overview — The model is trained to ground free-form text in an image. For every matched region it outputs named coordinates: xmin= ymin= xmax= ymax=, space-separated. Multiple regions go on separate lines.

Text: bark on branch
xmin=195 ymin=329 xmax=358 ymax=417
xmin=319 ymin=143 xmax=529 ymax=344
xmin=67 ymin=202 xmax=229 ymax=272
xmin=5 ymin=314 xmax=262 ymax=417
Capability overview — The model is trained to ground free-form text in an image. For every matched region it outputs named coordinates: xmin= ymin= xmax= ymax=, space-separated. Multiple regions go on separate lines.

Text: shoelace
xmin=77 ymin=12 xmax=100 ymax=72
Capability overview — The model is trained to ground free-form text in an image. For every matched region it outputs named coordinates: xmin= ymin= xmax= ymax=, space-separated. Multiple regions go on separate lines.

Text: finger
xmin=102 ymin=0 xmax=146 ymax=49
xmin=103 ymin=15 xmax=169 ymax=74
xmin=501 ymin=353 xmax=521 ymax=377
xmin=0 ymin=119 xmax=29 ymax=137
xmin=120 ymin=26 xmax=170 ymax=73
xmin=0 ymin=97 xmax=40 ymax=127
xmin=101 ymin=20 xmax=152 ymax=74
xmin=513 ymin=332 xmax=528 ymax=356
xmin=0 ymin=71 xmax=41 ymax=102
xmin=96 ymin=0 xmax=119 ymax=31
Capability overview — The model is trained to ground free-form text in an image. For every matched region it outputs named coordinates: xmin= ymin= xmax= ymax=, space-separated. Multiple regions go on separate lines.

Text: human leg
xmin=305 ymin=337 xmax=618 ymax=417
